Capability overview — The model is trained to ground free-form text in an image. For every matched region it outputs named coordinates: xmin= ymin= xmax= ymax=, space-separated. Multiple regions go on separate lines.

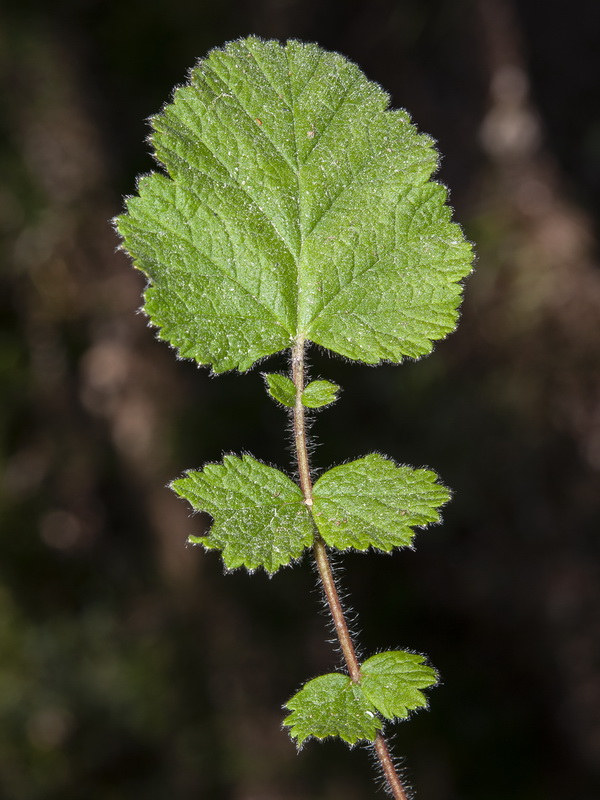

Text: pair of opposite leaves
xmin=116 ymin=36 xmax=473 ymax=743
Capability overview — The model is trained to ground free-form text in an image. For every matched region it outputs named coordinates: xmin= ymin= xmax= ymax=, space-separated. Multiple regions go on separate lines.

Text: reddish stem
xmin=290 ymin=338 xmax=409 ymax=800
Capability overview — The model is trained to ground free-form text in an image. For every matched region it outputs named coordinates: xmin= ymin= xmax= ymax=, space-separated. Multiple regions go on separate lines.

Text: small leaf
xmin=302 ymin=380 xmax=339 ymax=408
xmin=284 ymin=673 xmax=381 ymax=746
xmin=171 ymin=455 xmax=313 ymax=573
xmin=264 ymin=373 xmax=296 ymax=407
xmin=360 ymin=651 xmax=438 ymax=720
xmin=117 ymin=37 xmax=473 ymax=373
xmin=311 ymin=454 xmax=450 ymax=551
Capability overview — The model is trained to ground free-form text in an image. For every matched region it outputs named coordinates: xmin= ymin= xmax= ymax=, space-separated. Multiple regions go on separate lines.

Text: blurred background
xmin=1 ymin=0 xmax=599 ymax=798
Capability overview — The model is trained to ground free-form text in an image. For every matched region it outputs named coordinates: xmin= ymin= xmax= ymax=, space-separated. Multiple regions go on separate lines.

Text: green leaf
xmin=360 ymin=651 xmax=438 ymax=720
xmin=311 ymin=454 xmax=450 ymax=551
xmin=117 ymin=36 xmax=473 ymax=373
xmin=264 ymin=373 xmax=295 ymax=407
xmin=283 ymin=651 xmax=437 ymax=747
xmin=171 ymin=455 xmax=313 ymax=573
xmin=264 ymin=374 xmax=339 ymax=408
xmin=302 ymin=379 xmax=339 ymax=408
xmin=284 ymin=673 xmax=381 ymax=746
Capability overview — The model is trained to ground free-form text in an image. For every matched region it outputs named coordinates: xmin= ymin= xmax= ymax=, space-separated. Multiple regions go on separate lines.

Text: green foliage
xmin=116 ymin=36 xmax=472 ymax=374
xmin=360 ymin=651 xmax=438 ymax=720
xmin=312 ymin=454 xmax=450 ymax=551
xmin=265 ymin=373 xmax=296 ymax=407
xmin=171 ymin=455 xmax=313 ymax=574
xmin=301 ymin=379 xmax=339 ymax=408
xmin=119 ymin=35 xmax=473 ymax=796
xmin=284 ymin=651 xmax=437 ymax=745
xmin=284 ymin=673 xmax=382 ymax=746
xmin=266 ymin=374 xmax=340 ymax=408
xmin=173 ymin=453 xmax=449 ymax=571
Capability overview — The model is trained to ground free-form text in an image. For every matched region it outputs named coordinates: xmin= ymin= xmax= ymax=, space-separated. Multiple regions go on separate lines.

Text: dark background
xmin=1 ymin=1 xmax=599 ymax=798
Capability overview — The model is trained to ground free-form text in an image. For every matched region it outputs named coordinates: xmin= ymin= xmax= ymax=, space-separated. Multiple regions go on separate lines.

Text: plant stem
xmin=290 ymin=337 xmax=409 ymax=800
xmin=375 ymin=733 xmax=410 ymax=800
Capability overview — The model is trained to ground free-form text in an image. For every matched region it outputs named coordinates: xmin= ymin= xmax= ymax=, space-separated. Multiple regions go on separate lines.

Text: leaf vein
xmin=141 ymin=207 xmax=292 ymax=334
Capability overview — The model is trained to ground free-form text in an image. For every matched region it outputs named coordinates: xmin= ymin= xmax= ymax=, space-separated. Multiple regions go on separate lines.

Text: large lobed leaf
xmin=117 ymin=36 xmax=473 ymax=373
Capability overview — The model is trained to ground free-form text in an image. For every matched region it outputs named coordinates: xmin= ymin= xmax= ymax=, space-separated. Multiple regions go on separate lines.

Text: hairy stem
xmin=290 ymin=337 xmax=409 ymax=800
xmin=375 ymin=733 xmax=410 ymax=800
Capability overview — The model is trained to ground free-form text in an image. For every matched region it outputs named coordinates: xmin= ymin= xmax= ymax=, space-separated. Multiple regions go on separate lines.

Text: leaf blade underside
xmin=117 ymin=36 xmax=473 ymax=373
